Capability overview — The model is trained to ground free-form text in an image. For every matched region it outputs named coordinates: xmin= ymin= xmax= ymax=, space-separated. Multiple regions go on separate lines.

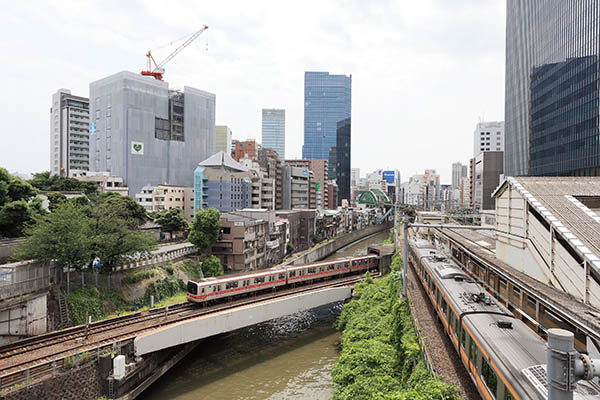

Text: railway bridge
xmin=0 ymin=248 xmax=393 ymax=400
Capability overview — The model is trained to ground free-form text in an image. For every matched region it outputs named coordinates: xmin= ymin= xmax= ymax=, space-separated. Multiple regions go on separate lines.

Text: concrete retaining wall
xmin=0 ymin=238 xmax=26 ymax=263
xmin=3 ymin=360 xmax=102 ymax=400
xmin=282 ymin=223 xmax=392 ymax=267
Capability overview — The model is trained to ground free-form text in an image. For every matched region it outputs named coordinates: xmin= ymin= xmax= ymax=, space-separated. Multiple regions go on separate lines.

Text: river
xmin=140 ymin=229 xmax=390 ymax=400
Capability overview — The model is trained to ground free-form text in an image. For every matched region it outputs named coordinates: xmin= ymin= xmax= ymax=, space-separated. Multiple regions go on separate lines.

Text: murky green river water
xmin=140 ymin=230 xmax=389 ymax=400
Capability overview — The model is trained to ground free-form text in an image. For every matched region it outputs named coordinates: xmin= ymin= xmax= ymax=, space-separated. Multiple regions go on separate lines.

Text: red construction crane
xmin=141 ymin=25 xmax=209 ymax=81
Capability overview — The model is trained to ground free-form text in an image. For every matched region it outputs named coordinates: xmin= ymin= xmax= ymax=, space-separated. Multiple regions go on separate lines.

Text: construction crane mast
xmin=141 ymin=25 xmax=208 ymax=81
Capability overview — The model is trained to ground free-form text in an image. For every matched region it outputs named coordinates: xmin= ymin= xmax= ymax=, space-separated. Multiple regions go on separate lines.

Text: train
xmin=408 ymin=239 xmax=600 ymax=400
xmin=186 ymin=254 xmax=379 ymax=303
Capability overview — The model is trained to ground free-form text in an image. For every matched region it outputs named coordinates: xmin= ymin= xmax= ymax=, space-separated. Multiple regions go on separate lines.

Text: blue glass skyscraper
xmin=303 ymin=72 xmax=352 ymax=161
xmin=261 ymin=109 xmax=285 ymax=159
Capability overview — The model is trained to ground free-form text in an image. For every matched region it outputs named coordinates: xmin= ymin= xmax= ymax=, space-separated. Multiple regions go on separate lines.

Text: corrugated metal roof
xmin=497 ymin=176 xmax=600 ymax=272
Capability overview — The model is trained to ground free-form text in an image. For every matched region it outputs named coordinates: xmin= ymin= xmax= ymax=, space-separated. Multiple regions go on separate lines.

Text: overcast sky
xmin=1 ymin=0 xmax=505 ymax=184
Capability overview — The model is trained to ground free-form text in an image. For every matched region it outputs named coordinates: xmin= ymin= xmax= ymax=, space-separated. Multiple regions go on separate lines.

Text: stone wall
xmin=281 ymin=223 xmax=392 ymax=266
xmin=4 ymin=361 xmax=103 ymax=400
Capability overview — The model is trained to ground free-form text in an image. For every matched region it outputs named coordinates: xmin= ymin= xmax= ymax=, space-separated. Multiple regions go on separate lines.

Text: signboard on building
xmin=315 ymin=182 xmax=321 ymax=191
xmin=383 ymin=170 xmax=396 ymax=184
xmin=131 ymin=141 xmax=144 ymax=155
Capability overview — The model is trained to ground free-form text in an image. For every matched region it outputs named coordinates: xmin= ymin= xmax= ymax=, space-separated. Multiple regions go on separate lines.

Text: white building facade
xmin=50 ymin=89 xmax=90 ymax=176
xmin=473 ymin=121 xmax=504 ymax=156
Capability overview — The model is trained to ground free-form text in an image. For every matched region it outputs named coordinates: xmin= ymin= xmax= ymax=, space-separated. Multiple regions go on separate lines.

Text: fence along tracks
xmin=0 ymin=273 xmax=371 ymax=392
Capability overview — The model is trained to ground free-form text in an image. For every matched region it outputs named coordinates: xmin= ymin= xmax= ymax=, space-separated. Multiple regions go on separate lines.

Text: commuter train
xmin=186 ymin=255 xmax=379 ymax=303
xmin=408 ymin=239 xmax=600 ymax=400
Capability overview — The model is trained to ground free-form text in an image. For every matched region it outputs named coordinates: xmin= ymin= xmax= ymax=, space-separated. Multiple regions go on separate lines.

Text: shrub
xmin=163 ymin=263 xmax=174 ymax=275
xmin=332 ymin=259 xmax=458 ymax=399
xmin=122 ymin=269 xmax=156 ymax=284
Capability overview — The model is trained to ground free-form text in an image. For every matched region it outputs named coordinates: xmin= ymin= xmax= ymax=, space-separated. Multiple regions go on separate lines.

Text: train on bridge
xmin=187 ymin=254 xmax=379 ymax=303
xmin=408 ymin=239 xmax=600 ymax=400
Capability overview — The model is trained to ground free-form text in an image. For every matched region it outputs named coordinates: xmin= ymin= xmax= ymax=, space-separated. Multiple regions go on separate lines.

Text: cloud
xmin=0 ymin=0 xmax=505 ymax=184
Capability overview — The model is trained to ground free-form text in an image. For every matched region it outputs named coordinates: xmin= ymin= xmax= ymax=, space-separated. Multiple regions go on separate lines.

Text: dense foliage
xmin=122 ymin=269 xmax=156 ymax=284
xmin=154 ymin=208 xmax=189 ymax=234
xmin=16 ymin=193 xmax=156 ymax=269
xmin=179 ymin=257 xmax=224 ymax=279
xmin=0 ymin=168 xmax=44 ymax=238
xmin=29 ymin=171 xmax=98 ymax=196
xmin=143 ymin=277 xmax=186 ymax=303
xmin=188 ymin=208 xmax=220 ymax=254
xmin=332 ymin=254 xmax=459 ymax=400
xmin=66 ymin=287 xmax=126 ymax=325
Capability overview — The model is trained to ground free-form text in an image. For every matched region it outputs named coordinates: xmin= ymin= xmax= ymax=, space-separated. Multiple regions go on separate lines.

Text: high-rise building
xmin=261 ymin=109 xmax=285 ymax=159
xmin=336 ymin=118 xmax=351 ymax=206
xmin=50 ymin=89 xmax=90 ymax=176
xmin=215 ymin=125 xmax=233 ymax=154
xmin=506 ymin=1 xmax=600 ymax=176
xmin=89 ymin=71 xmax=215 ymax=196
xmin=451 ymin=162 xmax=468 ymax=190
xmin=470 ymin=151 xmax=504 ymax=210
xmin=473 ymin=121 xmax=504 ymax=156
xmin=303 ymin=72 xmax=352 ymax=162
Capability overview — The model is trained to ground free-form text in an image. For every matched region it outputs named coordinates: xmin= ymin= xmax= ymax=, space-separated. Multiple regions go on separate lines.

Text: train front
xmin=186 ymin=280 xmax=202 ymax=303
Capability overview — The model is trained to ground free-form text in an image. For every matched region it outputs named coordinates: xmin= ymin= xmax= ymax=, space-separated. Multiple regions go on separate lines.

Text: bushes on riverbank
xmin=332 ymin=254 xmax=459 ymax=399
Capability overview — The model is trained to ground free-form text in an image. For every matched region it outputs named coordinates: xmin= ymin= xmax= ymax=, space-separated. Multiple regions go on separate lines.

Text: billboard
xmin=383 ymin=170 xmax=396 ymax=184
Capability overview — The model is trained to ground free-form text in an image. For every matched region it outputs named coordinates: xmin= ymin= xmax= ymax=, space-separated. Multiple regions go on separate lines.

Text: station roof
xmin=493 ymin=176 xmax=600 ymax=272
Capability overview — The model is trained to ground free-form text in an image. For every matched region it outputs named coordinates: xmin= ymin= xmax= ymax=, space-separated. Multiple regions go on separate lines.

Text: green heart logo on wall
xmin=131 ymin=142 xmax=144 ymax=155
xmin=133 ymin=144 xmax=142 ymax=152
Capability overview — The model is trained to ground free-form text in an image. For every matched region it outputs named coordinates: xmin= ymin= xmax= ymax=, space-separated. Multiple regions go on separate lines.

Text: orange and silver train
xmin=186 ymin=255 xmax=378 ymax=303
xmin=408 ymin=239 xmax=600 ymax=400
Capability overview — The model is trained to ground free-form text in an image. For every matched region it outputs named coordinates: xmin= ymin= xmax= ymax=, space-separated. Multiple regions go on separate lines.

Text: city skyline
xmin=0 ymin=1 xmax=504 ymax=183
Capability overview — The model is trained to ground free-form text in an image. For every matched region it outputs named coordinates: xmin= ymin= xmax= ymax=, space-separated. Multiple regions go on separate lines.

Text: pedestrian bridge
xmin=134 ymin=286 xmax=351 ymax=356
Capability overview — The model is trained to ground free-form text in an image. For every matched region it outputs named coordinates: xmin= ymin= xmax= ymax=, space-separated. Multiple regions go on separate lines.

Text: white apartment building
xmin=50 ymin=89 xmax=90 ymax=176
xmin=473 ymin=121 xmax=504 ymax=156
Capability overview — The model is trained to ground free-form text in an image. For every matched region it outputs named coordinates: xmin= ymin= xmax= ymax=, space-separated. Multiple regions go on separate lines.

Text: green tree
xmin=154 ymin=208 xmax=189 ymax=236
xmin=202 ymin=255 xmax=224 ymax=277
xmin=0 ymin=169 xmax=42 ymax=238
xmin=15 ymin=202 xmax=92 ymax=269
xmin=93 ymin=193 xmax=148 ymax=226
xmin=0 ymin=200 xmax=38 ymax=238
xmin=188 ymin=208 xmax=221 ymax=254
xmin=29 ymin=171 xmax=98 ymax=196
xmin=46 ymin=192 xmax=67 ymax=212
xmin=89 ymin=199 xmax=156 ymax=268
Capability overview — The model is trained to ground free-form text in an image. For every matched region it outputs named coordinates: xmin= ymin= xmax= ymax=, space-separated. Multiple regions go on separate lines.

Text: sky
xmin=0 ymin=0 xmax=506 ymax=184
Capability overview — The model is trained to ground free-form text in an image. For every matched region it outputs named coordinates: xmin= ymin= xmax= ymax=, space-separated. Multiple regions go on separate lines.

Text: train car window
xmin=320 ymin=267 xmax=324 ymax=272
xmin=505 ymin=392 xmax=513 ymax=400
xmin=218 ymin=285 xmax=221 ymax=291
xmin=299 ymin=270 xmax=305 ymax=276
xmin=442 ymin=299 xmax=448 ymax=316
xmin=290 ymin=271 xmax=296 ymax=277
xmin=308 ymin=267 xmax=316 ymax=274
xmin=454 ymin=316 xmax=459 ymax=334
xmin=461 ymin=329 xmax=466 ymax=349
xmin=268 ymin=275 xmax=274 ymax=282
xmin=481 ymin=358 xmax=498 ymax=397
xmin=469 ymin=337 xmax=478 ymax=363
xmin=201 ymin=288 xmax=205 ymax=293
xmin=279 ymin=273 xmax=286 ymax=280
xmin=213 ymin=286 xmax=217 ymax=292
xmin=255 ymin=277 xmax=265 ymax=284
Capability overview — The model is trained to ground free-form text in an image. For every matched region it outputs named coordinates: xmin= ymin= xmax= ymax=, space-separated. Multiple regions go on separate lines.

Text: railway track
xmin=0 ymin=273 xmax=372 ymax=391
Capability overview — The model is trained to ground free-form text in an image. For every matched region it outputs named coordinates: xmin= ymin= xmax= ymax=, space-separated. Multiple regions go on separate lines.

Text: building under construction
xmin=89 ymin=71 xmax=216 ymax=196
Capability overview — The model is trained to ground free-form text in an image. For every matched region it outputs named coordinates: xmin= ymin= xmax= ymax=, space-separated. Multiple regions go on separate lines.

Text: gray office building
xmin=261 ymin=109 xmax=285 ymax=159
xmin=89 ymin=71 xmax=216 ymax=196
xmin=50 ymin=89 xmax=90 ymax=176
xmin=506 ymin=1 xmax=600 ymax=176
